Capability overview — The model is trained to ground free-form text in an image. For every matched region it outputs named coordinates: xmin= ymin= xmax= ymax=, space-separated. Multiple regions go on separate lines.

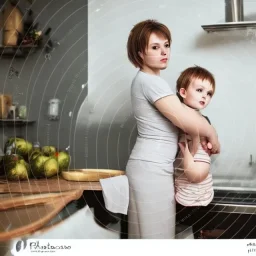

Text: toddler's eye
xmin=208 ymin=92 xmax=213 ymax=97
xmin=196 ymin=89 xmax=202 ymax=92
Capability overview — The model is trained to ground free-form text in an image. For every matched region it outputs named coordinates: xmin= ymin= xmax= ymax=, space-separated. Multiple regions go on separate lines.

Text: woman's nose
xmin=161 ymin=47 xmax=167 ymax=55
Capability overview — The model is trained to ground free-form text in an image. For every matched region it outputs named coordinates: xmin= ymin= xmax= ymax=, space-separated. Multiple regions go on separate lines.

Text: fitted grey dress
xmin=126 ymin=71 xmax=179 ymax=239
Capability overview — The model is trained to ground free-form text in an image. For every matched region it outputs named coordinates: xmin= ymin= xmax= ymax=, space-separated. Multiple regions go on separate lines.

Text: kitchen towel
xmin=99 ymin=175 xmax=129 ymax=215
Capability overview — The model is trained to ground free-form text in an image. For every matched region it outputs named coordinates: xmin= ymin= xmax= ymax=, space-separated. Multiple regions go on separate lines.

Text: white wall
xmin=88 ymin=0 xmax=256 ymax=187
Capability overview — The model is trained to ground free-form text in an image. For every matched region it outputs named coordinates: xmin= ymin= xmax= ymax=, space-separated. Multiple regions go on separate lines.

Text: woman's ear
xmin=179 ymin=88 xmax=187 ymax=99
xmin=138 ymin=51 xmax=144 ymax=60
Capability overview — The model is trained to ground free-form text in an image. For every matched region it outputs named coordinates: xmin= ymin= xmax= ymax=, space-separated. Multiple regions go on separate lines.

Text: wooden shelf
xmin=0 ymin=45 xmax=39 ymax=58
xmin=0 ymin=119 xmax=36 ymax=126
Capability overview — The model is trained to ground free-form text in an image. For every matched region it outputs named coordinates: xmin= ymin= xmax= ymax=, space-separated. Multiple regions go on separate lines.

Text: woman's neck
xmin=140 ymin=67 xmax=160 ymax=76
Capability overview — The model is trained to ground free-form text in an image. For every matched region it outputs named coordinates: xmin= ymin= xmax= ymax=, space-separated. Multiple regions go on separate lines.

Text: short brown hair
xmin=176 ymin=66 xmax=216 ymax=100
xmin=127 ymin=19 xmax=171 ymax=69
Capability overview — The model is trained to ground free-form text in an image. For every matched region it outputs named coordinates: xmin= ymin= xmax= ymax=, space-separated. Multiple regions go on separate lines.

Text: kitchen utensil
xmin=18 ymin=105 xmax=27 ymax=119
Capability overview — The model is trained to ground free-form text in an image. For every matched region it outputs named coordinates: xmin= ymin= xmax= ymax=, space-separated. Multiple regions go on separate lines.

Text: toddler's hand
xmin=178 ymin=138 xmax=194 ymax=165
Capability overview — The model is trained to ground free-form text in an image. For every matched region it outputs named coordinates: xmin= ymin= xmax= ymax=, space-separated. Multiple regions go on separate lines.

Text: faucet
xmin=249 ymin=154 xmax=254 ymax=166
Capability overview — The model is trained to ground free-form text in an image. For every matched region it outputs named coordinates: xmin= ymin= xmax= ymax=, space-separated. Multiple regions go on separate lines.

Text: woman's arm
xmin=154 ymin=95 xmax=220 ymax=153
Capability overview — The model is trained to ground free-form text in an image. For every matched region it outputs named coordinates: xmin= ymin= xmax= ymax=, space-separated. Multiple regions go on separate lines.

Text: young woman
xmin=126 ymin=19 xmax=220 ymax=239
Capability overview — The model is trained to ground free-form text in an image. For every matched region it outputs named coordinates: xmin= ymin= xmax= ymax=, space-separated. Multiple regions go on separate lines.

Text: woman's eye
xmin=165 ymin=44 xmax=170 ymax=48
xmin=152 ymin=46 xmax=158 ymax=50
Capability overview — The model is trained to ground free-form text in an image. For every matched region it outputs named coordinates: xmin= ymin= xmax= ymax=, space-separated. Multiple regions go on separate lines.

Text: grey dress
xmin=126 ymin=71 xmax=179 ymax=239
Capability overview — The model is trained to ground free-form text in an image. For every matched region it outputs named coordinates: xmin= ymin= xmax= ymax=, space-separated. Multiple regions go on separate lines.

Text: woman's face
xmin=139 ymin=32 xmax=170 ymax=75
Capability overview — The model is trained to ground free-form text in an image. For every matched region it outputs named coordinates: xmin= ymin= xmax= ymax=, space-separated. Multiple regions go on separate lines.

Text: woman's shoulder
xmin=131 ymin=71 xmax=174 ymax=103
xmin=135 ymin=71 xmax=169 ymax=88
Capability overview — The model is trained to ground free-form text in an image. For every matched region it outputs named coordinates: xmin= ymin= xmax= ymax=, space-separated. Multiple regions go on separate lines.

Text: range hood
xmin=202 ymin=0 xmax=256 ymax=32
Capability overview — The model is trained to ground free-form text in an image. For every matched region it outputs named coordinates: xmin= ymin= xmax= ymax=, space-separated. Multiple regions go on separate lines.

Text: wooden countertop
xmin=0 ymin=190 xmax=84 ymax=241
xmin=0 ymin=176 xmax=102 ymax=194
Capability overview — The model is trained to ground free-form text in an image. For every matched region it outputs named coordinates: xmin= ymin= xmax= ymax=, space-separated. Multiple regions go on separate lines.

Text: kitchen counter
xmin=0 ymin=205 xmax=121 ymax=256
xmin=0 ymin=187 xmax=123 ymax=255
xmin=0 ymin=176 xmax=127 ymax=242
xmin=0 ymin=176 xmax=102 ymax=193
xmin=4 ymin=177 xmax=256 ymax=240
xmin=0 ymin=187 xmax=123 ymax=241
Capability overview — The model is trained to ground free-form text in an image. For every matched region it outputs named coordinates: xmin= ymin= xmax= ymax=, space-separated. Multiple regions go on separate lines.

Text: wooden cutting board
xmin=0 ymin=176 xmax=102 ymax=193
xmin=61 ymin=169 xmax=125 ymax=182
xmin=0 ymin=190 xmax=83 ymax=241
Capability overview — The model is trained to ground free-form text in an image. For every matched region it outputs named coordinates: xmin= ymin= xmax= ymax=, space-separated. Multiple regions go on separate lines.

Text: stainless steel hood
xmin=202 ymin=0 xmax=256 ymax=32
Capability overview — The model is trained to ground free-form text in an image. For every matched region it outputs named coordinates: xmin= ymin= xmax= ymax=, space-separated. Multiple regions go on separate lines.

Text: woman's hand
xmin=201 ymin=138 xmax=213 ymax=155
xmin=154 ymin=96 xmax=221 ymax=154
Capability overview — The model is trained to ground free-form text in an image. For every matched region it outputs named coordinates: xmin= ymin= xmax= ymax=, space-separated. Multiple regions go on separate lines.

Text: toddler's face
xmin=180 ymin=78 xmax=214 ymax=110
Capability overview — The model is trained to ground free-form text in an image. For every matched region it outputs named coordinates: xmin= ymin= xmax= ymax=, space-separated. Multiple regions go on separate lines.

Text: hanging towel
xmin=99 ymin=175 xmax=129 ymax=215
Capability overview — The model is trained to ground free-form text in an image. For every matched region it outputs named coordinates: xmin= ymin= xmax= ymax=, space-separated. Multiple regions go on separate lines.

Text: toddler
xmin=174 ymin=66 xmax=216 ymax=207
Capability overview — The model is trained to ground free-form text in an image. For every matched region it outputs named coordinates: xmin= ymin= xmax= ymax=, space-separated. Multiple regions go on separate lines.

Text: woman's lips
xmin=160 ymin=58 xmax=168 ymax=62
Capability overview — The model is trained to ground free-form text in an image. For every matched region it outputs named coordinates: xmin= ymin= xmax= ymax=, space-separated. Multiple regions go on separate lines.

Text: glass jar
xmin=18 ymin=105 xmax=27 ymax=119
xmin=48 ymin=98 xmax=60 ymax=120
